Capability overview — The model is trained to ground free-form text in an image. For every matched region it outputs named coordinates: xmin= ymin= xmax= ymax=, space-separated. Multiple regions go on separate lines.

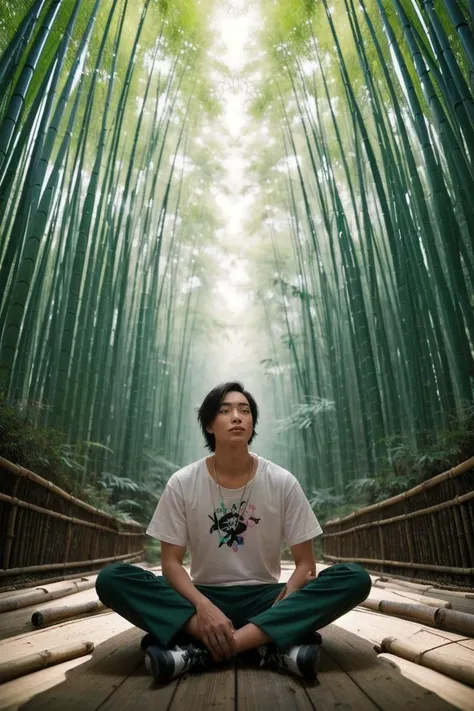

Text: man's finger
xmin=224 ymin=626 xmax=237 ymax=655
xmin=214 ymin=632 xmax=233 ymax=659
xmin=204 ymin=635 xmax=221 ymax=662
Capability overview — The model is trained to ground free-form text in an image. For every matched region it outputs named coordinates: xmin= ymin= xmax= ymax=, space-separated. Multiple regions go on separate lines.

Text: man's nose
xmin=231 ymin=411 xmax=242 ymax=422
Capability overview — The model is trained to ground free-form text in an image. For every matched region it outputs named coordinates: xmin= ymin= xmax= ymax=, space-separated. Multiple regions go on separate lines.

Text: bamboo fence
xmin=0 ymin=457 xmax=146 ymax=589
xmin=323 ymin=457 xmax=474 ymax=589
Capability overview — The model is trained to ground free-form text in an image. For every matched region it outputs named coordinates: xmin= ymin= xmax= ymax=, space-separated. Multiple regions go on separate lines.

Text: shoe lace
xmin=179 ymin=643 xmax=209 ymax=669
xmin=259 ymin=644 xmax=284 ymax=668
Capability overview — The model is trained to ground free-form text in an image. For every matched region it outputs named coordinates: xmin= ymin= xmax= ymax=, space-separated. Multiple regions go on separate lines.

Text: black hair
xmin=197 ymin=381 xmax=259 ymax=452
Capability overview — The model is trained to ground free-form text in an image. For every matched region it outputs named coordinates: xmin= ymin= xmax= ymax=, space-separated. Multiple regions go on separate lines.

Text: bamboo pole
xmin=372 ymin=571 xmax=474 ymax=594
xmin=366 ymin=591 xmax=452 ymax=608
xmin=361 ymin=599 xmax=437 ymax=624
xmin=0 ymin=492 xmax=145 ymax=535
xmin=0 ymin=457 xmax=143 ymax=530
xmin=435 ymin=608 xmax=474 ymax=636
xmin=379 ymin=636 xmax=474 ymax=687
xmin=323 ymin=490 xmax=474 ymax=537
xmin=0 ymin=550 xmax=144 ymax=577
xmin=0 ymin=641 xmax=94 ymax=683
xmin=362 ymin=599 xmax=474 ymax=635
xmin=0 ymin=560 xmax=151 ymax=592
xmin=325 ymin=457 xmax=474 ymax=528
xmin=323 ymin=554 xmax=474 ymax=575
xmin=32 ymin=599 xmax=107 ymax=626
xmin=2 ymin=502 xmax=18 ymax=569
xmin=0 ymin=578 xmax=96 ymax=613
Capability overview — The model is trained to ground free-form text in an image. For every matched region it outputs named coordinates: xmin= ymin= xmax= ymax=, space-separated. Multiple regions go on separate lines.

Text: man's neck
xmin=213 ymin=446 xmax=253 ymax=478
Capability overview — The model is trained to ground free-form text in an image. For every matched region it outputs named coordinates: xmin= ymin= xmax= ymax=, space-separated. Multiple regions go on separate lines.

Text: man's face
xmin=207 ymin=390 xmax=253 ymax=448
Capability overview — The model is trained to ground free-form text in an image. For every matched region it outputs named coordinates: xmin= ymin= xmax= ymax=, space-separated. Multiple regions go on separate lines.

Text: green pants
xmin=96 ymin=562 xmax=371 ymax=651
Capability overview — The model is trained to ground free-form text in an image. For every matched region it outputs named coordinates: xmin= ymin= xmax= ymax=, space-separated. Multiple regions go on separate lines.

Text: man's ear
xmin=206 ymin=424 xmax=214 ymax=434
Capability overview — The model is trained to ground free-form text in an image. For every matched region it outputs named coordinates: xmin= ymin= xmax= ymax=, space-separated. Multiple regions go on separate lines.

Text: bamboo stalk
xmin=0 ymin=492 xmax=145 ymax=535
xmin=361 ymin=599 xmax=438 ymax=624
xmin=0 ymin=457 xmax=143 ymax=529
xmin=0 ymin=640 xmax=94 ymax=683
xmin=323 ymin=490 xmax=474 ymax=537
xmin=362 ymin=599 xmax=474 ymax=635
xmin=32 ymin=598 xmax=107 ymax=626
xmin=380 ymin=636 xmax=474 ymax=687
xmin=2 ymin=502 xmax=18 ymax=569
xmin=435 ymin=608 xmax=474 ymax=636
xmin=323 ymin=554 xmax=474 ymax=575
xmin=325 ymin=457 xmax=474 ymax=528
xmin=0 ymin=578 xmax=96 ymax=613
xmin=372 ymin=572 xmax=474 ymax=594
xmin=460 ymin=504 xmax=474 ymax=565
xmin=0 ymin=549 xmax=144 ymax=576
xmin=368 ymin=590 xmax=451 ymax=608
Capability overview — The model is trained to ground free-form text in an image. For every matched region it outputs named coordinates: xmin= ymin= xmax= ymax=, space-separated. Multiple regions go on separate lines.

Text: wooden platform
xmin=3 ymin=624 xmax=456 ymax=711
xmin=1 ymin=565 xmax=473 ymax=711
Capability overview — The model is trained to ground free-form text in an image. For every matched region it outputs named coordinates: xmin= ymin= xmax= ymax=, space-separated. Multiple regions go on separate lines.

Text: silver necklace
xmin=211 ymin=456 xmax=255 ymax=546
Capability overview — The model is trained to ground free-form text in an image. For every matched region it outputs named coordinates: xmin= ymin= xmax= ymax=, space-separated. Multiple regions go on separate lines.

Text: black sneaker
xmin=257 ymin=642 xmax=321 ymax=681
xmin=145 ymin=642 xmax=211 ymax=684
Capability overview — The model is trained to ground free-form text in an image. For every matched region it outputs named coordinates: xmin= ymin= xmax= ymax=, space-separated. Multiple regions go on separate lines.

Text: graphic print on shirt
xmin=208 ymin=502 xmax=260 ymax=551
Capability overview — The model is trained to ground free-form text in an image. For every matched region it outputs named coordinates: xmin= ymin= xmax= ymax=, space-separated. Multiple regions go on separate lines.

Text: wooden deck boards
xmin=2 ymin=566 xmax=472 ymax=711
xmin=16 ymin=625 xmax=457 ymax=711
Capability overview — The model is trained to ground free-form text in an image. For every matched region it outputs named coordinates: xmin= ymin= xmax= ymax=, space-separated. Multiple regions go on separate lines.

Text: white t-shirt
xmin=146 ymin=455 xmax=323 ymax=586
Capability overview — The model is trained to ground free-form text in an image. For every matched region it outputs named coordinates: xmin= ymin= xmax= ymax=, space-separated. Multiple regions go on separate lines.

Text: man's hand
xmin=194 ymin=599 xmax=237 ymax=662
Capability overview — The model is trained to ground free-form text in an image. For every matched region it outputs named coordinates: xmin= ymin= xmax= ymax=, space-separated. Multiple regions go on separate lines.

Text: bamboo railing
xmin=0 ymin=457 xmax=146 ymax=589
xmin=323 ymin=457 xmax=474 ymax=590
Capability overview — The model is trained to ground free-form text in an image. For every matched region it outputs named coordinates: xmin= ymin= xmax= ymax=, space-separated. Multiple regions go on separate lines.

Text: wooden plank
xmin=0 ymin=657 xmax=90 ymax=711
xmin=377 ymin=653 xmax=474 ymax=711
xmin=97 ymin=660 xmax=179 ymax=711
xmin=303 ymin=648 xmax=380 ymax=711
xmin=237 ymin=665 xmax=313 ymax=711
xmin=321 ymin=624 xmax=457 ymax=711
xmin=19 ymin=628 xmax=143 ymax=711
xmin=170 ymin=665 xmax=236 ymax=711
xmin=0 ymin=610 xmax=134 ymax=662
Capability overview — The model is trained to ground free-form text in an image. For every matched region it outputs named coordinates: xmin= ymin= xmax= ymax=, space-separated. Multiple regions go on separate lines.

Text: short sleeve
xmin=146 ymin=482 xmax=189 ymax=546
xmin=283 ymin=478 xmax=323 ymax=546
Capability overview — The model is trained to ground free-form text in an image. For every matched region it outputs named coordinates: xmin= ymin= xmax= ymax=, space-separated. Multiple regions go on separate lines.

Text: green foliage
xmin=0 ymin=395 xmax=173 ymax=524
xmin=144 ymin=538 xmax=162 ymax=565
xmin=307 ymin=401 xmax=474 ymax=525
xmin=0 ymin=394 xmax=74 ymax=491
xmin=276 ymin=397 xmax=335 ymax=432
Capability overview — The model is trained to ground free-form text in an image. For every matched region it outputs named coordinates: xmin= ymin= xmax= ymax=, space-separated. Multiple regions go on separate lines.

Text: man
xmin=96 ymin=381 xmax=371 ymax=684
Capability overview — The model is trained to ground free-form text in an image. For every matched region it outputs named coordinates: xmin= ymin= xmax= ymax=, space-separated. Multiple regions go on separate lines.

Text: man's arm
xmin=161 ymin=541 xmax=208 ymax=608
xmin=274 ymin=539 xmax=316 ymax=604
xmin=161 ymin=541 xmax=236 ymax=661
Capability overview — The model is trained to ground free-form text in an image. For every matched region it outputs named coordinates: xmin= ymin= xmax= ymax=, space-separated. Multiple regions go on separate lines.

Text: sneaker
xmin=257 ymin=642 xmax=321 ymax=681
xmin=145 ymin=642 xmax=211 ymax=684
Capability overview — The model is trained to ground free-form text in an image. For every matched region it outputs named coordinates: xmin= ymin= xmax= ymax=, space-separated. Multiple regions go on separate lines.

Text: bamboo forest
xmin=0 ymin=0 xmax=473 ymax=536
